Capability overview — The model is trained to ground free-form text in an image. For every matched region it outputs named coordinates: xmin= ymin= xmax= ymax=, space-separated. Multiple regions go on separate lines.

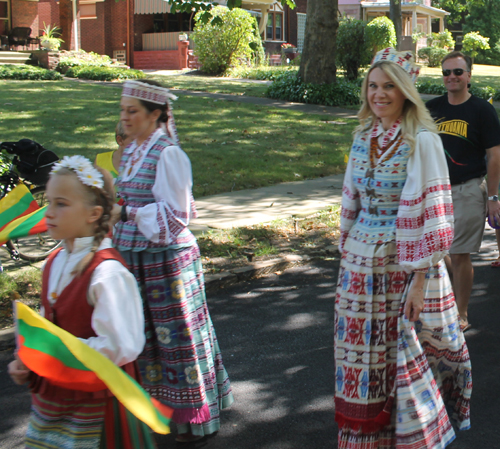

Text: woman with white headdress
xmin=112 ymin=80 xmax=234 ymax=443
xmin=334 ymin=48 xmax=472 ymax=448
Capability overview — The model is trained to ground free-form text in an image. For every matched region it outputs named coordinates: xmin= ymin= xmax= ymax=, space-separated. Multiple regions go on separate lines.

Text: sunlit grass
xmin=147 ymin=73 xmax=270 ymax=97
xmin=0 ymin=268 xmax=41 ymax=329
xmin=0 ymin=80 xmax=356 ymax=197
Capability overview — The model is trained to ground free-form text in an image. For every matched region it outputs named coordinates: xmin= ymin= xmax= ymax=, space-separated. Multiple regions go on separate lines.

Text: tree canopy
xmin=431 ymin=0 xmax=485 ymax=25
xmin=463 ymin=0 xmax=500 ymax=49
xmin=167 ymin=0 xmax=296 ymax=24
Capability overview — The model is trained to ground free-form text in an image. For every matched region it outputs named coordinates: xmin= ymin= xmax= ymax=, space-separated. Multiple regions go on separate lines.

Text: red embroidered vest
xmin=41 ymin=247 xmax=127 ymax=338
xmin=31 ymin=247 xmax=140 ymax=399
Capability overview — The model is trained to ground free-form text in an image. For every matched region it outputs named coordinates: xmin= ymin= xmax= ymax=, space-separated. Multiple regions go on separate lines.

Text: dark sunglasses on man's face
xmin=442 ymin=68 xmax=469 ymax=77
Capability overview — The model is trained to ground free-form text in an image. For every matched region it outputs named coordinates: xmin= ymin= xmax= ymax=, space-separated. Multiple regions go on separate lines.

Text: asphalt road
xmin=2 ymin=230 xmax=500 ymax=448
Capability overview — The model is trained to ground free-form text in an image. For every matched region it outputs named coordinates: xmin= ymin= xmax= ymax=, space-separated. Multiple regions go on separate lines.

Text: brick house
xmin=338 ymin=0 xmax=449 ymax=53
xmin=1 ymin=0 xmax=312 ymax=69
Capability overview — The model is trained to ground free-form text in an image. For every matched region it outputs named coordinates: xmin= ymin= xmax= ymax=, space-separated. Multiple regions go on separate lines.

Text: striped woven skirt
xmin=26 ymin=394 xmax=156 ymax=449
xmin=26 ymin=393 xmax=106 ymax=449
xmin=121 ymin=244 xmax=234 ymax=437
xmin=334 ymin=239 xmax=472 ymax=449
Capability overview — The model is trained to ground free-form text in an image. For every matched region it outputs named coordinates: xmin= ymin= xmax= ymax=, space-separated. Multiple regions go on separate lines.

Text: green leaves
xmin=462 ymin=31 xmax=490 ymax=58
xmin=0 ymin=65 xmax=62 ymax=81
xmin=166 ymin=0 xmax=295 ymax=24
xmin=191 ymin=6 xmax=265 ymax=74
xmin=266 ymin=72 xmax=361 ymax=106
xmin=65 ymin=66 xmax=146 ymax=81
xmin=366 ymin=16 xmax=397 ymax=55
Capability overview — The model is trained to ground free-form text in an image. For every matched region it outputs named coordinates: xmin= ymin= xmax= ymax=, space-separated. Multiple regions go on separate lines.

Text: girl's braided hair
xmin=52 ymin=166 xmax=116 ymax=276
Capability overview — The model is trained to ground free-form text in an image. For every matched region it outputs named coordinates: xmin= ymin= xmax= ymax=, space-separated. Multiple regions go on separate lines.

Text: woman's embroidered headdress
xmin=51 ymin=155 xmax=104 ymax=189
xmin=122 ymin=80 xmax=178 ymax=105
xmin=372 ymin=47 xmax=420 ymax=83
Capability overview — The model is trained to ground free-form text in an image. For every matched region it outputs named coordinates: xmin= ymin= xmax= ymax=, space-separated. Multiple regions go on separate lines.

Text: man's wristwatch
xmin=488 ymin=195 xmax=499 ymax=201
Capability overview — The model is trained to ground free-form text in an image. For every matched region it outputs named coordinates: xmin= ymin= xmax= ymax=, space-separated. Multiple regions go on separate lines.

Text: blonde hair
xmin=115 ymin=121 xmax=127 ymax=140
xmin=356 ymin=61 xmax=437 ymax=153
xmin=50 ymin=166 xmax=116 ymax=276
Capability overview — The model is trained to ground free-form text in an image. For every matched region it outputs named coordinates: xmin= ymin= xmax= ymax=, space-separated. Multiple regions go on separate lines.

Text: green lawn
xmin=0 ymin=80 xmax=356 ymax=198
xmin=147 ymin=73 xmax=270 ymax=97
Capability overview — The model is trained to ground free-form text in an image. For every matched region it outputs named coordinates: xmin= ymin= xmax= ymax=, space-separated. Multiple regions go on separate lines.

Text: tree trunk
xmin=390 ymin=0 xmax=402 ymax=50
xmin=59 ymin=0 xmax=74 ymax=51
xmin=298 ymin=0 xmax=338 ymax=84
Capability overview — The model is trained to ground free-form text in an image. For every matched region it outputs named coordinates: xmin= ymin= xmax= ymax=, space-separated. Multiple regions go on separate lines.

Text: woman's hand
xmin=404 ymin=272 xmax=426 ymax=322
xmin=110 ymin=204 xmax=122 ymax=227
xmin=8 ymin=355 xmax=30 ymax=385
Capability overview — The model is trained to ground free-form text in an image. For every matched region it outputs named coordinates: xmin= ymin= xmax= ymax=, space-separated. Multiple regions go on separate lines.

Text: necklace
xmin=369 ymin=132 xmax=403 ymax=169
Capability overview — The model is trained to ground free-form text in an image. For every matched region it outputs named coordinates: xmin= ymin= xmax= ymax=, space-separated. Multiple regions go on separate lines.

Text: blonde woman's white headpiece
xmin=372 ymin=47 xmax=420 ymax=83
xmin=51 ymin=155 xmax=104 ymax=189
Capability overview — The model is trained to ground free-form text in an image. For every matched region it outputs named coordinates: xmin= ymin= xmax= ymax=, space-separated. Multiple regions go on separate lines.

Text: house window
xmin=0 ymin=0 xmax=9 ymax=35
xmin=297 ymin=13 xmax=306 ymax=53
xmin=266 ymin=12 xmax=283 ymax=41
xmin=80 ymin=3 xmax=97 ymax=19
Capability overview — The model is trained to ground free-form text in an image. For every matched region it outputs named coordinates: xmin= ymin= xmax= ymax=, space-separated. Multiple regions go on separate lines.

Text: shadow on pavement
xmin=156 ymin=259 xmax=340 ymax=449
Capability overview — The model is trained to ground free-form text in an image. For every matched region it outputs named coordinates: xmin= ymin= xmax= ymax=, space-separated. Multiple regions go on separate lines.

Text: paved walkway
xmin=190 ymin=174 xmax=344 ymax=233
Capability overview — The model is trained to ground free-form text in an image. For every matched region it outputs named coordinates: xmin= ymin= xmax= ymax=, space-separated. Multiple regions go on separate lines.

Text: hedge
xmin=65 ymin=65 xmax=145 ymax=81
xmin=266 ymin=72 xmax=361 ymax=106
xmin=267 ymin=73 xmax=500 ymax=106
xmin=0 ymin=65 xmax=62 ymax=81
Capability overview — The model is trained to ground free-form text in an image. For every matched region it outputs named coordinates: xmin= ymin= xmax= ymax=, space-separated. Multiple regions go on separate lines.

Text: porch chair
xmin=8 ymin=27 xmax=32 ymax=50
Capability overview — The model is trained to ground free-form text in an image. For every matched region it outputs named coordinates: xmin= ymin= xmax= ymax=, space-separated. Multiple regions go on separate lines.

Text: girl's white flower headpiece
xmin=51 ymin=155 xmax=104 ymax=189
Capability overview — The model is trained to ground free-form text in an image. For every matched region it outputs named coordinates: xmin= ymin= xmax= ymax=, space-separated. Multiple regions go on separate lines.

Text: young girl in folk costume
xmin=335 ymin=48 xmax=472 ymax=448
xmin=8 ymin=156 xmax=155 ymax=449
xmin=112 ymin=80 xmax=234 ymax=443
xmin=95 ymin=121 xmax=134 ymax=178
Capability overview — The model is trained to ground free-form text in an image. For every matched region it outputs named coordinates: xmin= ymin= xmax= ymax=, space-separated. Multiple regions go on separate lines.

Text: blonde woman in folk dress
xmin=112 ymin=80 xmax=234 ymax=443
xmin=334 ymin=48 xmax=472 ymax=448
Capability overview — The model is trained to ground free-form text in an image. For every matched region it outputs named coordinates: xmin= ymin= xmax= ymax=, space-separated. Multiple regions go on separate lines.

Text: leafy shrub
xmin=462 ymin=31 xmax=490 ymax=59
xmin=191 ymin=6 xmax=264 ymax=75
xmin=225 ymin=65 xmax=297 ymax=80
xmin=417 ymin=47 xmax=449 ymax=67
xmin=474 ymin=41 xmax=500 ymax=66
xmin=65 ymin=65 xmax=145 ymax=81
xmin=57 ymin=50 xmax=122 ymax=74
xmin=336 ymin=19 xmax=371 ymax=80
xmin=416 ymin=81 xmax=496 ymax=101
xmin=415 ymin=81 xmax=448 ymax=96
xmin=0 ymin=64 xmax=62 ymax=80
xmin=365 ymin=16 xmax=397 ymax=56
xmin=266 ymin=72 xmax=361 ymax=106
xmin=469 ymin=84 xmax=495 ymax=100
xmin=427 ymin=30 xmax=455 ymax=49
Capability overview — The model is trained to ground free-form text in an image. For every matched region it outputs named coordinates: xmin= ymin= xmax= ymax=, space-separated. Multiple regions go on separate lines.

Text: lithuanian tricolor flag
xmin=0 ymin=184 xmax=47 ymax=245
xmin=15 ymin=301 xmax=172 ymax=434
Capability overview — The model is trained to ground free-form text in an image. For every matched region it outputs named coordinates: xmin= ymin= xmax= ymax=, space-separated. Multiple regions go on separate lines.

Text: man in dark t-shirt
xmin=427 ymin=51 xmax=500 ymax=332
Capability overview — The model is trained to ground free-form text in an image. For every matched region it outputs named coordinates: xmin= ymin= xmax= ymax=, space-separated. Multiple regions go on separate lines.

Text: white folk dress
xmin=334 ymin=121 xmax=472 ymax=449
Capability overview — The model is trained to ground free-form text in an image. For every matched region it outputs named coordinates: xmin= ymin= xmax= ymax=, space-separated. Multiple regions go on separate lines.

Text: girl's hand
xmin=404 ymin=272 xmax=426 ymax=322
xmin=8 ymin=356 xmax=30 ymax=385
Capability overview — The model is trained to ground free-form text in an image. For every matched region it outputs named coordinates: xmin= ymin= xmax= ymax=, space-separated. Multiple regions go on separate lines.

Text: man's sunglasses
xmin=442 ymin=68 xmax=469 ymax=76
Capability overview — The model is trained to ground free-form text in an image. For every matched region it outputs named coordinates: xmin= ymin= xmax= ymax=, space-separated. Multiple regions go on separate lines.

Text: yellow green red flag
xmin=15 ymin=301 xmax=172 ymax=434
xmin=0 ymin=206 xmax=47 ymax=245
xmin=0 ymin=184 xmax=47 ymax=245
